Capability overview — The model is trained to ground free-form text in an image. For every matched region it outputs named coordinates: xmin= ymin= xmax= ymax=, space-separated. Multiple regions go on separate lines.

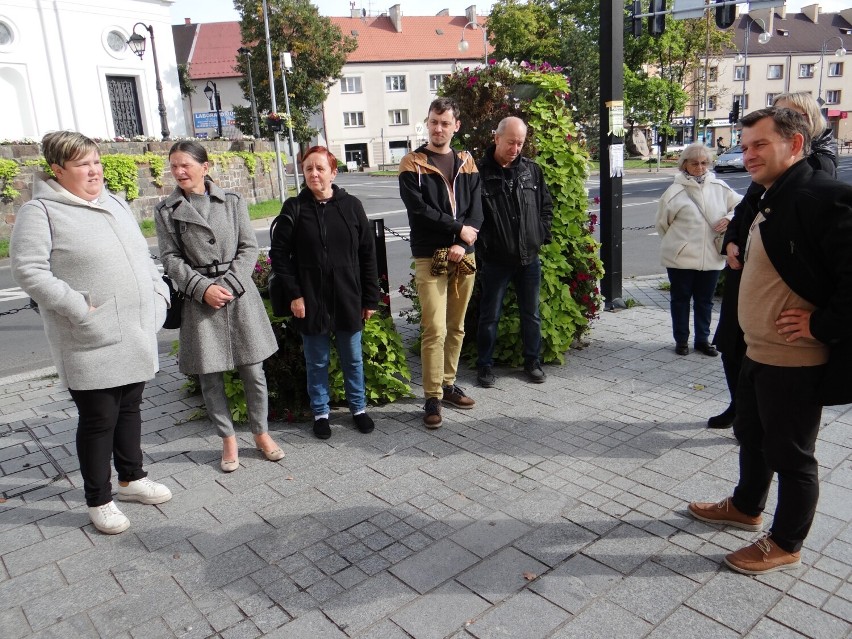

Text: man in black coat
xmin=688 ymin=107 xmax=852 ymax=575
xmin=475 ymin=117 xmax=553 ymax=387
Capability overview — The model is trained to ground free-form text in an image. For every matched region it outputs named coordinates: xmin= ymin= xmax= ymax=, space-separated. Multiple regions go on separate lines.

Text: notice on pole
xmin=606 ymin=100 xmax=625 ymax=138
xmin=609 ymin=144 xmax=624 ymax=178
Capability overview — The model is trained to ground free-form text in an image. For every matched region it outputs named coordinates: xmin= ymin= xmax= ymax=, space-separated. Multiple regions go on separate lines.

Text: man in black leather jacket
xmin=475 ymin=117 xmax=553 ymax=386
xmin=689 ymin=107 xmax=852 ymax=575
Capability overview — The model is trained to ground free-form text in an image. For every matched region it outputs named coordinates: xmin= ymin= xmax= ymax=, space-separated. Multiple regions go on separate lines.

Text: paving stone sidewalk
xmin=0 ymin=277 xmax=850 ymax=639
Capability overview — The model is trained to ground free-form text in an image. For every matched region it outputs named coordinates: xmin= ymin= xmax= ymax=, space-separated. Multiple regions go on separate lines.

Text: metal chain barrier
xmin=623 ymin=224 xmax=656 ymax=231
xmin=0 ymin=304 xmax=36 ymax=318
xmin=384 ymin=226 xmax=410 ymax=242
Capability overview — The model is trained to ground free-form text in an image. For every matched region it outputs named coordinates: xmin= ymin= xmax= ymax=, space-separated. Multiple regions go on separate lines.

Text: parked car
xmin=714 ymin=145 xmax=745 ymax=172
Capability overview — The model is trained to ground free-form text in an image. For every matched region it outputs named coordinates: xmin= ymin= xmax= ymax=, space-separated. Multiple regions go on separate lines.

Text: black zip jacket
xmin=269 ymin=185 xmax=379 ymax=336
xmin=477 ymin=145 xmax=553 ymax=266
xmin=398 ymin=146 xmax=483 ymax=257
xmin=750 ymin=160 xmax=852 ymax=405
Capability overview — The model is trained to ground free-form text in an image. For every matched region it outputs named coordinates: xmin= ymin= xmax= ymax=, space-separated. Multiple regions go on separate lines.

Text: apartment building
xmin=174 ymin=5 xmax=489 ymax=166
xmin=691 ymin=4 xmax=852 ymax=148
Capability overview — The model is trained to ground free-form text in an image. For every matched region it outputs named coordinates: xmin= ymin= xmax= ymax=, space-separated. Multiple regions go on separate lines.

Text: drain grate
xmin=0 ymin=423 xmax=71 ymax=500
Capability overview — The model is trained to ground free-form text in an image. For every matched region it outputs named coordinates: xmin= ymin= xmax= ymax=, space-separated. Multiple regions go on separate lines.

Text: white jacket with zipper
xmin=656 ymin=171 xmax=743 ymax=271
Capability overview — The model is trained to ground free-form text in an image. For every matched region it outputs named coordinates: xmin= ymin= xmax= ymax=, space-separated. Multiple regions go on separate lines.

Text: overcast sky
xmin=169 ymin=0 xmax=849 ymax=24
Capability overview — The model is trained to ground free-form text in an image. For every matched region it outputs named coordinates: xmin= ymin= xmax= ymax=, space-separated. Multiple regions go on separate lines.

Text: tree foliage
xmin=233 ymin=0 xmax=356 ymax=142
xmin=439 ymin=62 xmax=603 ymax=363
xmin=487 ymin=0 xmax=734 ymax=153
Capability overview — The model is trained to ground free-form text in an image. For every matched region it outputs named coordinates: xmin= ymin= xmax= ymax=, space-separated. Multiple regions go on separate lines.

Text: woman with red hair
xmin=269 ymin=146 xmax=379 ymax=439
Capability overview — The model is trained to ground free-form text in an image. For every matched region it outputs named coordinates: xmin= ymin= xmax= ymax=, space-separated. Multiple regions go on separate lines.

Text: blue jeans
xmin=302 ymin=331 xmax=366 ymax=416
xmin=476 ymin=257 xmax=542 ymax=367
xmin=666 ymin=268 xmax=720 ymax=345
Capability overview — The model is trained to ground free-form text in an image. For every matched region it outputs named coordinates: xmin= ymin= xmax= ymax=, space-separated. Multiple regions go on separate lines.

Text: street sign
xmin=193 ymin=111 xmax=236 ymax=129
xmin=673 ymin=0 xmax=706 ymax=20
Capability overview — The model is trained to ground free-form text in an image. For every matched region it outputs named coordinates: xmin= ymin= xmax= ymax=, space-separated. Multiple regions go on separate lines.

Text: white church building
xmin=0 ymin=0 xmax=187 ymax=141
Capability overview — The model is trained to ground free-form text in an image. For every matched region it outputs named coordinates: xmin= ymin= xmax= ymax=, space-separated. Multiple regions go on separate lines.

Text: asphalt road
xmin=2 ymin=156 xmax=851 ymax=379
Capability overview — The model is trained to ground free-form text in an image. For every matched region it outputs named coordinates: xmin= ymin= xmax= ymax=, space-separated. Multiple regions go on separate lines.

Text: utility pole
xmin=599 ymin=0 xmax=625 ymax=309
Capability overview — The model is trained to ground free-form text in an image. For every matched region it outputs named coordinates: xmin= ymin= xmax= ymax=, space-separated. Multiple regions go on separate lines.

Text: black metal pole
xmin=145 ymin=25 xmax=170 ymax=140
xmin=371 ymin=219 xmax=390 ymax=315
xmin=240 ymin=48 xmax=261 ymax=138
xmin=213 ymin=81 xmax=223 ymax=138
xmin=599 ymin=0 xmax=624 ymax=309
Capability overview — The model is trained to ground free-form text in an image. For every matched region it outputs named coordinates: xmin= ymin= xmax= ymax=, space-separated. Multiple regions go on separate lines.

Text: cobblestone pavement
xmin=1 ymin=277 xmax=850 ymax=639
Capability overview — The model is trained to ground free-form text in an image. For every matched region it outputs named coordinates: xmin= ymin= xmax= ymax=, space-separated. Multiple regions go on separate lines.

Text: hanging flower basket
xmin=266 ymin=112 xmax=288 ymax=132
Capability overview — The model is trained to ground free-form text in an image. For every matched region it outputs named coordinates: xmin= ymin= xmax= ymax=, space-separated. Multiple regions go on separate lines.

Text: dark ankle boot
xmin=708 ymin=404 xmax=736 ymax=429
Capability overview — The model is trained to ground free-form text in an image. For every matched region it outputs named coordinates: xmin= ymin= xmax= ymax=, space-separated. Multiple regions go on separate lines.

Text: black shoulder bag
xmin=162 ymin=218 xmax=185 ymax=330
xmin=268 ymin=200 xmax=300 ymax=318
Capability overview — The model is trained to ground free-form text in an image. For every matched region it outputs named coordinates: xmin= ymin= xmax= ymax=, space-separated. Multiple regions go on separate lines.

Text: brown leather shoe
xmin=687 ymin=497 xmax=763 ymax=531
xmin=442 ymin=384 xmax=475 ymax=409
xmin=424 ymin=397 xmax=442 ymax=429
xmin=724 ymin=534 xmax=801 ymax=575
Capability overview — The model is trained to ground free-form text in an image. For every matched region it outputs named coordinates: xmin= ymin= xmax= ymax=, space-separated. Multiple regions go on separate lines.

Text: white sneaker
xmin=88 ymin=501 xmax=130 ymax=535
xmin=116 ymin=477 xmax=172 ymax=505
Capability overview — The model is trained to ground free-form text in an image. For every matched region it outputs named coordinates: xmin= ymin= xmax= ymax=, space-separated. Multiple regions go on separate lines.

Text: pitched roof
xmin=330 ymin=15 xmax=490 ymax=63
xmin=727 ymin=11 xmax=852 ymax=56
xmin=187 ymin=21 xmax=243 ymax=80
xmin=180 ymin=14 xmax=490 ymax=80
xmin=172 ymin=22 xmax=199 ymax=66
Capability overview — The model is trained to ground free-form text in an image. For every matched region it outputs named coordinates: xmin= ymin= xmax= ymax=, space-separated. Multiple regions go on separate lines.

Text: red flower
xmin=590 ymin=214 xmax=598 ymax=225
xmin=382 ymin=295 xmax=391 ymax=306
xmin=593 ymin=196 xmax=601 ymax=205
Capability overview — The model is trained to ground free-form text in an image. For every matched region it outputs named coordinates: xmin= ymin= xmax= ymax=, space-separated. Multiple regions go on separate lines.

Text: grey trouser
xmin=198 ymin=363 xmax=269 ymax=438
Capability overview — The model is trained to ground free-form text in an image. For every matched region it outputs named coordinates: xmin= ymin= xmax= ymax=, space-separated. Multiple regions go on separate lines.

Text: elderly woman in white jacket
xmin=656 ymin=143 xmax=742 ymax=356
xmin=11 ymin=131 xmax=172 ymax=535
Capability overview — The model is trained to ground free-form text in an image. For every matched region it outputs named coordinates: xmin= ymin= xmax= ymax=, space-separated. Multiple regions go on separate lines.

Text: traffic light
xmin=648 ymin=0 xmax=666 ymax=37
xmin=715 ymin=0 xmax=736 ymax=29
xmin=731 ymin=99 xmax=741 ymax=123
xmin=631 ymin=0 xmax=642 ymax=38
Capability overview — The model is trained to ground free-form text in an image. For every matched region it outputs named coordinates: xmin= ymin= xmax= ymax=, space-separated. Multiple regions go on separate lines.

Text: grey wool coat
xmin=154 ymin=183 xmax=277 ymax=375
xmin=11 ymin=178 xmax=170 ymax=390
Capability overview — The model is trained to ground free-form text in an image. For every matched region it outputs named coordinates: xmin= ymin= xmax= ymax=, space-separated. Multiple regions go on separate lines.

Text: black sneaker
xmin=695 ymin=343 xmax=719 ymax=357
xmin=442 ymin=384 xmax=475 ymax=409
xmin=313 ymin=417 xmax=331 ymax=440
xmin=477 ymin=366 xmax=496 ymax=388
xmin=424 ymin=397 xmax=442 ymax=429
xmin=353 ymin=412 xmax=375 ymax=434
xmin=675 ymin=343 xmax=689 ymax=356
xmin=524 ymin=361 xmax=546 ymax=383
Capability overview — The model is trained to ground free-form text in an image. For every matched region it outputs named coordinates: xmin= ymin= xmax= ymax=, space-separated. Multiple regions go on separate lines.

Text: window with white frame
xmin=799 ymin=64 xmax=815 ymax=78
xmin=429 ymin=74 xmax=449 ymax=92
xmin=385 ymin=75 xmax=407 ymax=92
xmin=826 ymin=90 xmax=841 ymax=105
xmin=699 ymin=67 xmax=718 ymax=82
xmin=701 ymin=95 xmax=717 ymax=111
xmin=343 ymin=112 xmax=365 ymax=127
xmin=828 ymin=62 xmax=843 ymax=77
xmin=766 ymin=93 xmax=779 ymax=107
xmin=767 ymin=64 xmax=783 ymax=80
xmin=734 ymin=65 xmax=749 ymax=81
xmin=340 ymin=77 xmax=362 ymax=93
xmin=735 ymin=95 xmax=749 ymax=110
xmin=389 ymin=109 xmax=409 ymax=125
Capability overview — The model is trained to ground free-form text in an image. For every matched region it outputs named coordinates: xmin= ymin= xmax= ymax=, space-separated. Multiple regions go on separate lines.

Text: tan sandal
xmin=257 ymin=446 xmax=285 ymax=461
xmin=220 ymin=456 xmax=239 ymax=472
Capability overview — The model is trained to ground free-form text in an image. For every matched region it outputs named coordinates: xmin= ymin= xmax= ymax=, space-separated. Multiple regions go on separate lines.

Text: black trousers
xmin=731 ymin=357 xmax=825 ymax=553
xmin=68 ymin=381 xmax=148 ymax=507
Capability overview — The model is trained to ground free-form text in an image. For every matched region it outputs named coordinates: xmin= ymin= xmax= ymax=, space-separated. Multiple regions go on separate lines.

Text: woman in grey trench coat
xmin=155 ymin=141 xmax=281 ymax=472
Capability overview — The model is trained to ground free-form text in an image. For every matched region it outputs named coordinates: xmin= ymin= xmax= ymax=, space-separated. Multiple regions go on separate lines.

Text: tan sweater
xmin=738 ymin=213 xmax=829 ymax=367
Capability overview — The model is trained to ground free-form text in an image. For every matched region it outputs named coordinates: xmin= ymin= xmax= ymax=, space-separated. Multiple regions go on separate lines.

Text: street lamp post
xmin=736 ymin=17 xmax=771 ymax=119
xmin=238 ymin=47 xmax=261 ymax=138
xmin=203 ymin=80 xmax=223 ymax=139
xmin=127 ymin=23 xmax=170 ymax=140
xmin=279 ymin=51 xmax=301 ymax=193
xmin=261 ymin=0 xmax=286 ymax=202
xmin=817 ymin=36 xmax=847 ymax=107
xmin=457 ymin=20 xmax=488 ymax=65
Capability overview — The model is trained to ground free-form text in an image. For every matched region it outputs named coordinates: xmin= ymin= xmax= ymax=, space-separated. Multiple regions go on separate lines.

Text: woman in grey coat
xmin=11 ymin=131 xmax=173 ymax=535
xmin=155 ymin=141 xmax=281 ymax=473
